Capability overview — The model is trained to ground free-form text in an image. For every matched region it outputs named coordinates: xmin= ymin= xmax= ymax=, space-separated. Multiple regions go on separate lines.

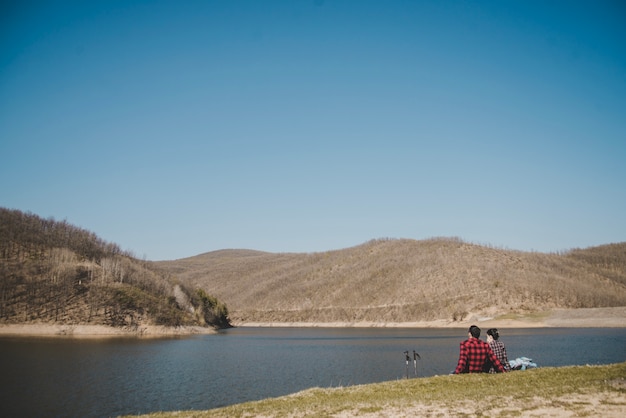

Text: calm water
xmin=1 ymin=327 xmax=625 ymax=417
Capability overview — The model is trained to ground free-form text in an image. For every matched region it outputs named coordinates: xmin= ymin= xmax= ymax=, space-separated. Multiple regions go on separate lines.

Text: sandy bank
xmin=2 ymin=307 xmax=624 ymax=337
xmin=0 ymin=324 xmax=217 ymax=338
xmin=235 ymin=307 xmax=626 ymax=329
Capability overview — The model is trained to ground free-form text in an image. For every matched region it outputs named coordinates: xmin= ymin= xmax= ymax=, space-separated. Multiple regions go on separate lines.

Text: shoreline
xmin=235 ymin=307 xmax=626 ymax=329
xmin=0 ymin=324 xmax=217 ymax=338
xmin=1 ymin=307 xmax=624 ymax=338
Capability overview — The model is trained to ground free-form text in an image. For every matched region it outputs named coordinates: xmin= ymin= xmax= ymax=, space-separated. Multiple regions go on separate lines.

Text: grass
xmin=124 ymin=362 xmax=626 ymax=417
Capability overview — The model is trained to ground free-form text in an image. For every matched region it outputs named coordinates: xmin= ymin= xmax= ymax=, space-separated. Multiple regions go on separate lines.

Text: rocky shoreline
xmin=0 ymin=324 xmax=217 ymax=338
xmin=2 ymin=307 xmax=623 ymax=338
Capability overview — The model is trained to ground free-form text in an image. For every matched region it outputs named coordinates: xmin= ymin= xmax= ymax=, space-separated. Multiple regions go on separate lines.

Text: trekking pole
xmin=404 ymin=351 xmax=410 ymax=379
xmin=413 ymin=350 xmax=421 ymax=377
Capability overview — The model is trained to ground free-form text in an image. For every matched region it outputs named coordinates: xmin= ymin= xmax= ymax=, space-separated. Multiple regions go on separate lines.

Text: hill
xmin=157 ymin=238 xmax=626 ymax=324
xmin=0 ymin=208 xmax=231 ymax=332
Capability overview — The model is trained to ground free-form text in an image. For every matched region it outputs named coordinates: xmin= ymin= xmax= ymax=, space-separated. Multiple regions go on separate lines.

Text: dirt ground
xmin=236 ymin=307 xmax=626 ymax=329
xmin=0 ymin=323 xmax=216 ymax=337
xmin=545 ymin=306 xmax=626 ymax=327
xmin=333 ymin=391 xmax=626 ymax=417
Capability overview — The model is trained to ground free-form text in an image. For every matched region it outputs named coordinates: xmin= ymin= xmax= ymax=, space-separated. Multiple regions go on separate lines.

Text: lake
xmin=1 ymin=327 xmax=625 ymax=417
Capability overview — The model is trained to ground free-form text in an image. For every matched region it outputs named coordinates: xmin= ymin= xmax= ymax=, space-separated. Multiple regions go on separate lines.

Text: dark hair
xmin=487 ymin=328 xmax=500 ymax=340
xmin=468 ymin=325 xmax=481 ymax=338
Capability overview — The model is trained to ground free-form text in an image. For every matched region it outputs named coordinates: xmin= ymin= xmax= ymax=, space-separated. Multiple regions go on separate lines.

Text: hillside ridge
xmin=0 ymin=207 xmax=232 ymax=333
xmin=157 ymin=238 xmax=626 ymax=324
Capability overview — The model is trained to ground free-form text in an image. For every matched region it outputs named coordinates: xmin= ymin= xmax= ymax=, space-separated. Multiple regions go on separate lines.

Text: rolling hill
xmin=0 ymin=208 xmax=231 ymax=331
xmin=157 ymin=238 xmax=626 ymax=324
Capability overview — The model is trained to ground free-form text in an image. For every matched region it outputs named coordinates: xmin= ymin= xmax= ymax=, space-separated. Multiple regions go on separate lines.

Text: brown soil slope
xmin=158 ymin=238 xmax=626 ymax=324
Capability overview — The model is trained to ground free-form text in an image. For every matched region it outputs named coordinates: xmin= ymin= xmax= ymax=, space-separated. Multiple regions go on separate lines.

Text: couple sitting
xmin=454 ymin=325 xmax=510 ymax=374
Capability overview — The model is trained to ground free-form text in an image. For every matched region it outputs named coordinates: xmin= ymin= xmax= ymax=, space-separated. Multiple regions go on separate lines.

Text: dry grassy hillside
xmin=0 ymin=208 xmax=231 ymax=330
xmin=157 ymin=238 xmax=626 ymax=324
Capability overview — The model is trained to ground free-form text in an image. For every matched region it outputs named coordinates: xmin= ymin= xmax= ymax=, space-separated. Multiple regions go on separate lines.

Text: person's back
xmin=487 ymin=328 xmax=511 ymax=372
xmin=454 ymin=325 xmax=506 ymax=374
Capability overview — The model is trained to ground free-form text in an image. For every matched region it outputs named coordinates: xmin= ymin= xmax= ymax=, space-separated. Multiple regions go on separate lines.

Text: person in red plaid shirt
xmin=454 ymin=325 xmax=506 ymax=374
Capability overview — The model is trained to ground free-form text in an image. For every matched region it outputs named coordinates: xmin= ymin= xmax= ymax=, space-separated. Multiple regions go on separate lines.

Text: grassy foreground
xmin=126 ymin=362 xmax=626 ymax=417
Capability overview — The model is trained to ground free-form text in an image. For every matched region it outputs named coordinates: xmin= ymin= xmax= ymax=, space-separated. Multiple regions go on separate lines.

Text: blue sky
xmin=1 ymin=0 xmax=625 ymax=260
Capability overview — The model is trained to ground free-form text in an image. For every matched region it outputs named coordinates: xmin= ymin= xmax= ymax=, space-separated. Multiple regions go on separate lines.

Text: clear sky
xmin=1 ymin=0 xmax=625 ymax=260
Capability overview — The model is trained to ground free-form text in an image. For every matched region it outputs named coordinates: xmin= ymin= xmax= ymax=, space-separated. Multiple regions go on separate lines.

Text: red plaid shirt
xmin=454 ymin=337 xmax=506 ymax=374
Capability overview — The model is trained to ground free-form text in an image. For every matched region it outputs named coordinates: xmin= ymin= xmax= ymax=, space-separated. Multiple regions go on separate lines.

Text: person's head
xmin=486 ymin=328 xmax=500 ymax=340
xmin=468 ymin=325 xmax=481 ymax=339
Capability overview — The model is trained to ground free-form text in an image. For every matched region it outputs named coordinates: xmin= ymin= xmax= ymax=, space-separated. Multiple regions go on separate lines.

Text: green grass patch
xmin=124 ymin=362 xmax=626 ymax=418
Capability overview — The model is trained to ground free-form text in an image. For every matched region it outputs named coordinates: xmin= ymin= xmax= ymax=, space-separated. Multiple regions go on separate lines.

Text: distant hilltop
xmin=157 ymin=238 xmax=626 ymax=325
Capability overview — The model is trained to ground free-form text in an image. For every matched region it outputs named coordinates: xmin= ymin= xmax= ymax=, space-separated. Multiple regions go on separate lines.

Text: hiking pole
xmin=413 ymin=350 xmax=421 ymax=377
xmin=404 ymin=351 xmax=410 ymax=379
